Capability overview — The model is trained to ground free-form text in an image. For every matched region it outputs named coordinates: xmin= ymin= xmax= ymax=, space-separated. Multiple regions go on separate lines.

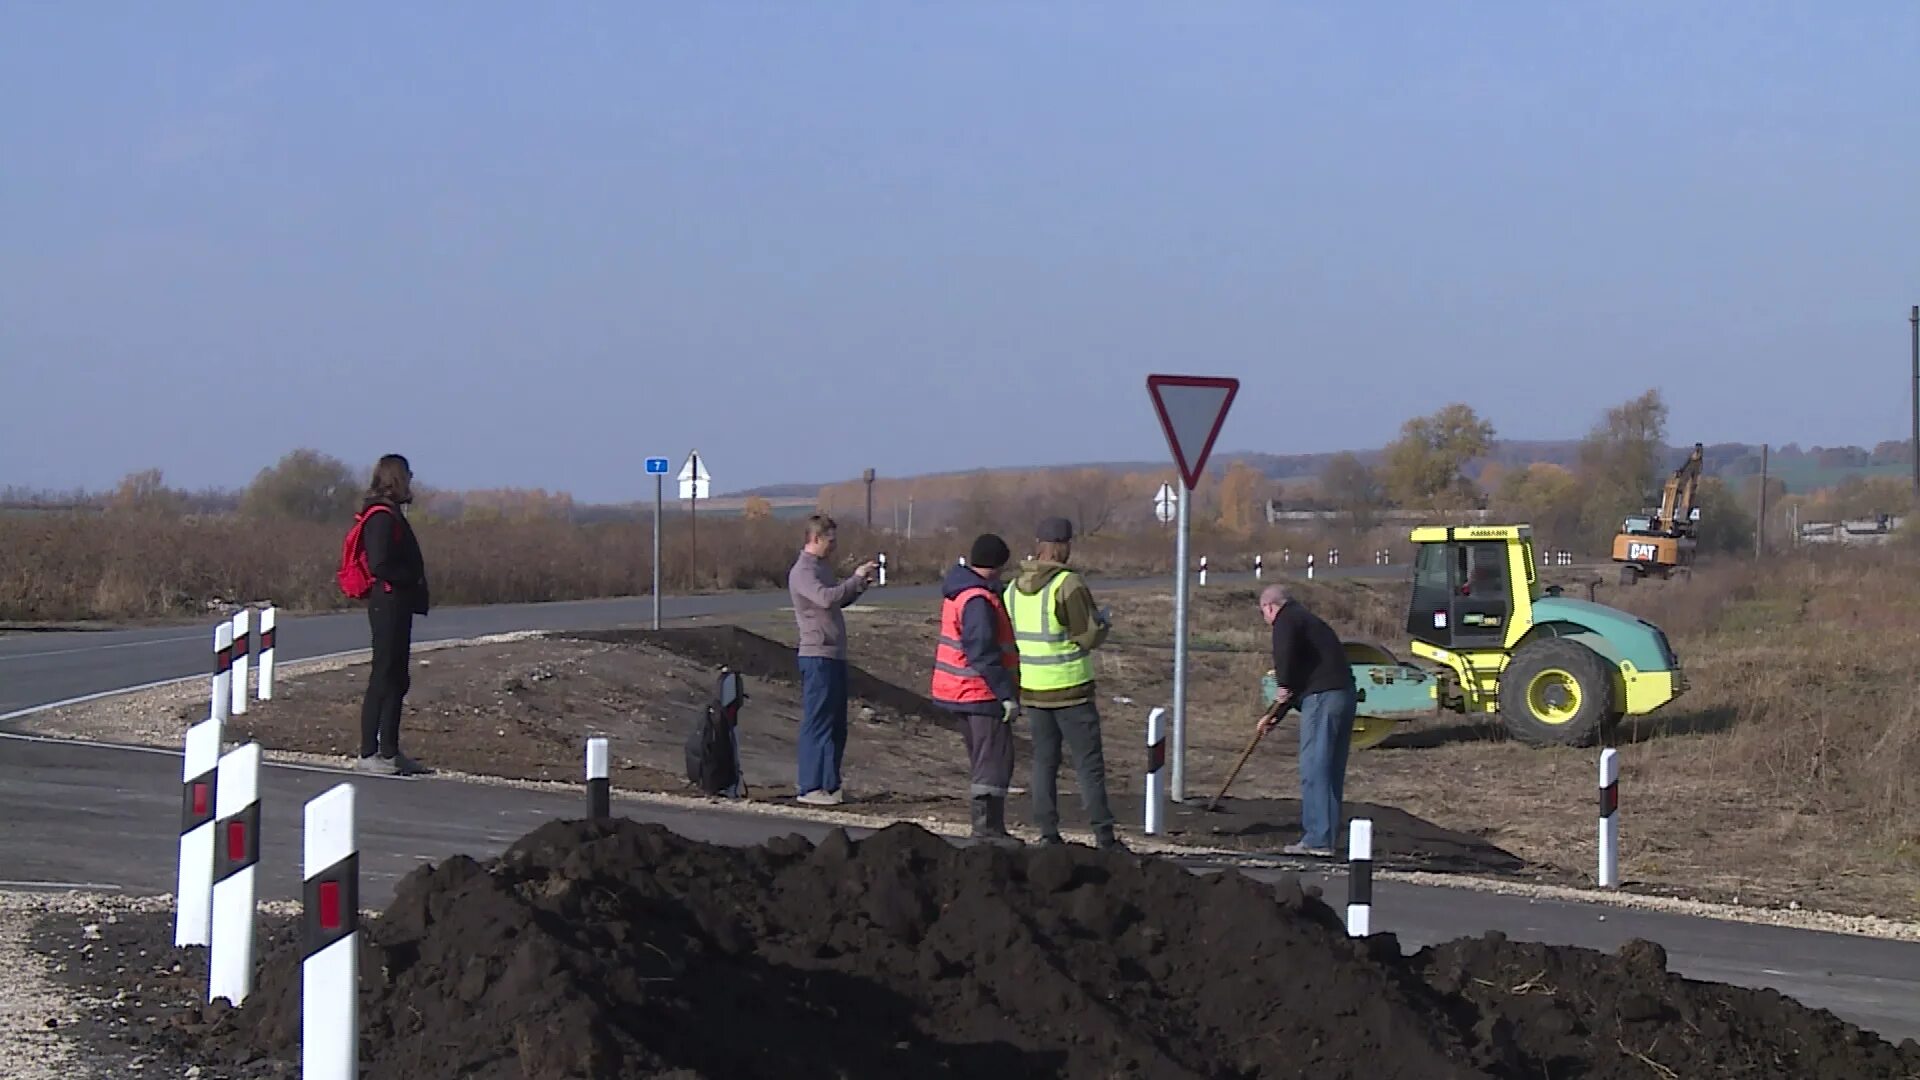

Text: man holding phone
xmin=787 ymin=514 xmax=878 ymax=806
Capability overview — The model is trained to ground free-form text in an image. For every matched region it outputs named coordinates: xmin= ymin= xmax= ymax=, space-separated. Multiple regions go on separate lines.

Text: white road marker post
xmin=302 ymin=783 xmax=358 ymax=1080
xmin=1306 ymin=553 xmax=1316 ymax=580
xmin=587 ymin=736 xmax=611 ymax=819
xmin=878 ymin=552 xmax=887 ymax=587
xmin=1599 ymin=748 xmax=1620 ymax=887
xmin=1145 ymin=707 xmax=1167 ymax=835
xmin=209 ymin=742 xmax=262 ymax=1005
xmin=230 ymin=609 xmax=250 ymax=716
xmin=1199 ymin=555 xmax=1208 ymax=587
xmin=211 ymin=622 xmax=233 ymax=726
xmin=1346 ymin=818 xmax=1374 ymax=937
xmin=1254 ymin=553 xmax=1263 ymax=580
xmin=256 ymin=606 xmax=276 ymax=701
xmin=173 ymin=716 xmax=223 ymax=947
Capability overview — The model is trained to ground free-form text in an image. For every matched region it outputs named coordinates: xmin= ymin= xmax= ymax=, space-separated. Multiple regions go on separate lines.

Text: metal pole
xmin=1756 ymin=444 xmax=1768 ymax=559
xmin=651 ymin=474 xmax=662 ymax=630
xmin=689 ymin=453 xmax=698 ymax=582
xmin=907 ymin=496 xmax=914 ymax=541
xmin=1172 ymin=478 xmax=1191 ymax=802
xmin=1911 ymin=305 xmax=1918 ymax=504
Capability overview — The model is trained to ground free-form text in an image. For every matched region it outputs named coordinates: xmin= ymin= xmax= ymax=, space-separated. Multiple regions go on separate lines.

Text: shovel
xmin=1206 ymin=699 xmax=1288 ymax=812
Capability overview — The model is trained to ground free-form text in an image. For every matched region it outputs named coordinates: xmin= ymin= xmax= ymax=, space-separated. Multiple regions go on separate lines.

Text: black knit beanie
xmin=968 ymin=533 xmax=1011 ymax=569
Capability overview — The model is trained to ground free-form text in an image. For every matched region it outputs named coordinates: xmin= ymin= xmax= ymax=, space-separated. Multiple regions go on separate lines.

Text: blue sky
xmin=2 ymin=4 xmax=1914 ymax=501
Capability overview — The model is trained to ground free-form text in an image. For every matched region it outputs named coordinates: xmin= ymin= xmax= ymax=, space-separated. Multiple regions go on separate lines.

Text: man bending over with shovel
xmin=1258 ymin=583 xmax=1357 ymax=857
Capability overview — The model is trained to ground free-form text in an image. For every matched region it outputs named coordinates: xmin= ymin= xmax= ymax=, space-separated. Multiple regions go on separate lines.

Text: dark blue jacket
xmin=939 ymin=563 xmax=1018 ymax=713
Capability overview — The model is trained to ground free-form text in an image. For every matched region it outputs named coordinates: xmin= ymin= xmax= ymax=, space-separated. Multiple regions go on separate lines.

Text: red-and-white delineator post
xmin=211 ymin=622 xmax=233 ymax=725
xmin=1144 ymin=707 xmax=1167 ymax=835
xmin=230 ymin=609 xmax=251 ymax=717
xmin=303 ymin=783 xmax=359 ymax=1080
xmin=1599 ymin=748 xmax=1620 ymax=887
xmin=210 ymin=742 xmax=262 ymax=1006
xmin=587 ymin=736 xmax=611 ymax=819
xmin=257 ymin=606 xmax=277 ymax=702
xmin=173 ymin=715 xmax=223 ymax=948
xmin=1346 ymin=817 xmax=1373 ymax=937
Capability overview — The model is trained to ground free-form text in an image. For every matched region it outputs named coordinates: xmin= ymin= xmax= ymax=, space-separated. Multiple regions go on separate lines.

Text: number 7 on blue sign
xmin=645 ymin=457 xmax=670 ymax=475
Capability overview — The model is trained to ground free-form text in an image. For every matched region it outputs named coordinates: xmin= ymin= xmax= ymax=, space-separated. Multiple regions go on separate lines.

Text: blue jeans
xmin=1297 ymin=686 xmax=1356 ymax=850
xmin=796 ymin=657 xmax=848 ymax=795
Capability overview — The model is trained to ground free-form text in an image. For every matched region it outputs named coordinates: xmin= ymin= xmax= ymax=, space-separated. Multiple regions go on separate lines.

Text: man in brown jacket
xmin=1004 ymin=516 xmax=1123 ymax=851
xmin=787 ymin=514 xmax=878 ymax=805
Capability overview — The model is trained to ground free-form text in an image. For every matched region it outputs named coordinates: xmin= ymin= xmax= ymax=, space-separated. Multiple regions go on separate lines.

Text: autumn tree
xmin=108 ymin=468 xmax=186 ymax=516
xmin=1381 ymin=404 xmax=1495 ymax=511
xmin=742 ymin=496 xmax=773 ymax=520
xmin=1830 ymin=475 xmax=1913 ymax=520
xmin=1490 ymin=463 xmax=1583 ymax=549
xmin=1214 ymin=462 xmax=1267 ymax=534
xmin=1691 ymin=477 xmax=1754 ymax=555
xmin=241 ymin=449 xmax=360 ymax=523
xmin=1317 ymin=452 xmax=1386 ymax=530
xmin=1576 ymin=389 xmax=1669 ymax=545
xmin=1044 ymin=467 xmax=1127 ymax=537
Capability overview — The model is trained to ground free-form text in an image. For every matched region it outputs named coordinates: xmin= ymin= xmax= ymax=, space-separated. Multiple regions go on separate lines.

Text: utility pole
xmin=1911 ymin=305 xmax=1918 ymax=504
xmin=863 ymin=468 xmax=875 ymax=529
xmin=1756 ymin=443 xmax=1768 ymax=559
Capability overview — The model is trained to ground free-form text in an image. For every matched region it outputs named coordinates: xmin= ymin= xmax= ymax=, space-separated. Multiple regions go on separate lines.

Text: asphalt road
xmin=0 ymin=567 xmax=1383 ymax=717
xmin=3 ymin=734 xmax=1915 ymax=1044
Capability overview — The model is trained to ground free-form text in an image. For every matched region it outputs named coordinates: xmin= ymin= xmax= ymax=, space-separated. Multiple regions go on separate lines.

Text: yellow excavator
xmin=1612 ymin=442 xmax=1703 ymax=585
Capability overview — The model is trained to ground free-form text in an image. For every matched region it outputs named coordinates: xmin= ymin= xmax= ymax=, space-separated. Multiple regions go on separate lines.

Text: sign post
xmin=679 ymin=450 xmax=710 ymax=586
xmin=645 ymin=457 xmax=669 ymax=629
xmin=1147 ymin=374 xmax=1240 ymax=802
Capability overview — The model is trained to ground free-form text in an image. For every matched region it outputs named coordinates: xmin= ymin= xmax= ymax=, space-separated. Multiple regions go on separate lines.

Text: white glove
xmin=1000 ymin=699 xmax=1021 ymax=725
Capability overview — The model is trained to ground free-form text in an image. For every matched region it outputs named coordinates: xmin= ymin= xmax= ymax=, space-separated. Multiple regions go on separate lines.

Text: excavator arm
xmin=1656 ymin=443 xmax=1704 ymax=534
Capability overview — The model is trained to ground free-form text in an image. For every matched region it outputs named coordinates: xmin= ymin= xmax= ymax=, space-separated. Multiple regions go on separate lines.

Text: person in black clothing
xmin=356 ymin=454 xmax=431 ymax=777
xmin=1257 ymin=583 xmax=1356 ymax=856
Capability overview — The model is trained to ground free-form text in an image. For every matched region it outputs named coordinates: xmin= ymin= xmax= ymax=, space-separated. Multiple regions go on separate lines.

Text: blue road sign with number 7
xmin=645 ymin=458 xmax=670 ymax=474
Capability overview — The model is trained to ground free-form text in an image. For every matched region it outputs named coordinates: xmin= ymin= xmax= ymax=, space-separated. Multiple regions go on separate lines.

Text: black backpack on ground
xmin=684 ymin=667 xmax=748 ymax=797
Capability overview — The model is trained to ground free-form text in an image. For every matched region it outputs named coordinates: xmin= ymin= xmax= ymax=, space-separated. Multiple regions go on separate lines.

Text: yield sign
xmin=1147 ymin=375 xmax=1239 ymax=490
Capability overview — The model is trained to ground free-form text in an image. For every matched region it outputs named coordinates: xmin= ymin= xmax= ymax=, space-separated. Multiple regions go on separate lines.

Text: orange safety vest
xmin=930 ymin=585 xmax=1019 ymax=705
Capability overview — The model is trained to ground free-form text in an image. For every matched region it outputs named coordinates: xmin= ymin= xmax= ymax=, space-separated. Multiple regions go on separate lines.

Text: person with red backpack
xmin=339 ymin=454 xmax=431 ymax=777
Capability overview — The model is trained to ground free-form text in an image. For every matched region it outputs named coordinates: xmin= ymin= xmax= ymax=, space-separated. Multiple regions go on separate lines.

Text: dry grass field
xmin=0 ymin=511 xmax=1312 ymax=622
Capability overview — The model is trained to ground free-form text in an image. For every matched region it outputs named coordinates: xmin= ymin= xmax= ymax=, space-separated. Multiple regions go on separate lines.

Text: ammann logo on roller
xmin=1627 ymin=542 xmax=1659 ymax=561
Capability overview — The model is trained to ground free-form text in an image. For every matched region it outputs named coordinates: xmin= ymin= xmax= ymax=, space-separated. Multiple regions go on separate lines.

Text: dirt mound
xmin=150 ymin=820 xmax=1917 ymax=1080
xmin=570 ymin=625 xmax=952 ymax=727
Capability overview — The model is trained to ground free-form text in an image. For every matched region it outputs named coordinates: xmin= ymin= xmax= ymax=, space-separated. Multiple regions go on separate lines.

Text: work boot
xmin=971 ymin=796 xmax=1020 ymax=848
xmin=985 ymin=796 xmax=1023 ymax=846
xmin=1094 ymin=827 xmax=1130 ymax=855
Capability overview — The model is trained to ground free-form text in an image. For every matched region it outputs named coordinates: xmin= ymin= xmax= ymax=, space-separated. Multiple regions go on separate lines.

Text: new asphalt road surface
xmin=4 ymin=569 xmax=1918 ymax=1045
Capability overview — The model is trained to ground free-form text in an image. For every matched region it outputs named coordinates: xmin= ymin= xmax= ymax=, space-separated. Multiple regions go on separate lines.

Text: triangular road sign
xmin=677 ymin=450 xmax=710 ymax=483
xmin=1147 ymin=375 xmax=1239 ymax=490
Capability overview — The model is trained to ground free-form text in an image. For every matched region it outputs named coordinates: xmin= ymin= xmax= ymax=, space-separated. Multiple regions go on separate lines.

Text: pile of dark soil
xmin=569 ymin=625 xmax=952 ymax=727
xmin=98 ymin=819 xmax=1914 ymax=1080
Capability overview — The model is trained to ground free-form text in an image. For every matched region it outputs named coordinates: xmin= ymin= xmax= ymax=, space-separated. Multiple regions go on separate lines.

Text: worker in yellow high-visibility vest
xmin=1003 ymin=516 xmax=1124 ymax=852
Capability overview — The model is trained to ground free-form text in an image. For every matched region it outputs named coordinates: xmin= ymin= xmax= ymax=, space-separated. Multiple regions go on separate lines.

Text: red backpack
xmin=336 ymin=505 xmax=398 ymax=599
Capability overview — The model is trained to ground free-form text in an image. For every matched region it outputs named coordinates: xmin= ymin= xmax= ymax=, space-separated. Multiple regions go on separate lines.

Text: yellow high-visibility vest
xmin=1004 ymin=573 xmax=1094 ymax=691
